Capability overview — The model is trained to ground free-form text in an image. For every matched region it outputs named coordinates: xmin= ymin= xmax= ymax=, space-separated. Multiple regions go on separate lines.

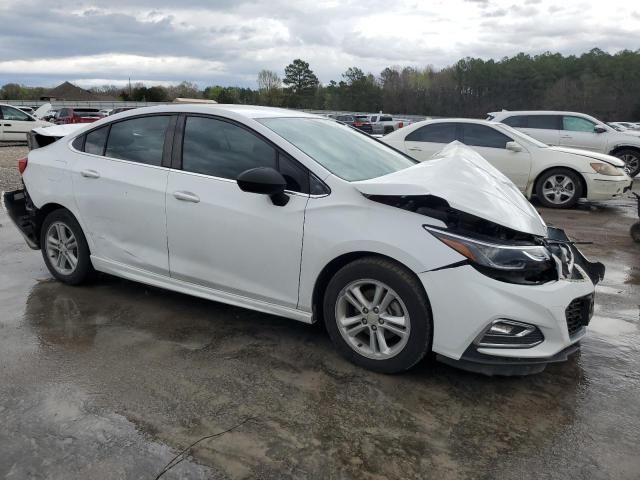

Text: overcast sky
xmin=0 ymin=0 xmax=638 ymax=89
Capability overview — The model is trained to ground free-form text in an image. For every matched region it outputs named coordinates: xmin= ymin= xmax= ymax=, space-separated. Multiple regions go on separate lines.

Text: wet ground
xmin=1 ymin=145 xmax=639 ymax=478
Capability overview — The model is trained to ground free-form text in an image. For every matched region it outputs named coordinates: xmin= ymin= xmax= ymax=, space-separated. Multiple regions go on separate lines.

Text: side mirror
xmin=594 ymin=126 xmax=607 ymax=134
xmin=237 ymin=167 xmax=289 ymax=206
xmin=505 ymin=141 xmax=523 ymax=152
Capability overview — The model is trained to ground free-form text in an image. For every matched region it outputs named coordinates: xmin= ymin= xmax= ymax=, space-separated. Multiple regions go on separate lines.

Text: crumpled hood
xmin=353 ymin=142 xmax=547 ymax=237
xmin=549 ymin=146 xmax=626 ymax=167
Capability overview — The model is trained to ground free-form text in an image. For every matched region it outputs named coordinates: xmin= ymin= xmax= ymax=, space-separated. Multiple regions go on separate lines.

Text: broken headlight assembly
xmin=424 ymin=226 xmax=557 ymax=285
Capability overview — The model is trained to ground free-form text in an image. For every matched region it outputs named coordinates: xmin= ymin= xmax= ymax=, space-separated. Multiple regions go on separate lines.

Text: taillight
xmin=398 ymin=122 xmax=404 ymax=128
xmin=354 ymin=122 xmax=363 ymax=127
xmin=18 ymin=157 xmax=28 ymax=175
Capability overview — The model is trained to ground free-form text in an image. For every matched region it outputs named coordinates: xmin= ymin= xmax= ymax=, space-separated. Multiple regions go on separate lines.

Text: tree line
xmin=2 ymin=48 xmax=639 ymax=120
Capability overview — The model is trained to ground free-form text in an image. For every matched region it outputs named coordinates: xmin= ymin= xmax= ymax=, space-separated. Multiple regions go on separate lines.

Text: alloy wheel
xmin=621 ymin=153 xmax=639 ymax=177
xmin=541 ymin=174 xmax=576 ymax=206
xmin=46 ymin=221 xmax=79 ymax=275
xmin=335 ymin=279 xmax=411 ymax=360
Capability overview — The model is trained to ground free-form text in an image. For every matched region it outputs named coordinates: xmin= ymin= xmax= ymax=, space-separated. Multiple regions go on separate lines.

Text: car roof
xmin=488 ymin=110 xmax=591 ymax=117
xmin=111 ymin=104 xmax=321 ymax=120
xmin=416 ymin=118 xmax=505 ymax=126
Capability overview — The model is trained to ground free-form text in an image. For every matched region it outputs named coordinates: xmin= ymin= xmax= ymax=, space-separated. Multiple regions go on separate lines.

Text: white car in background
xmin=383 ymin=118 xmax=632 ymax=208
xmin=0 ymin=104 xmax=52 ymax=142
xmin=2 ymin=105 xmax=605 ymax=376
xmin=487 ymin=110 xmax=640 ymax=178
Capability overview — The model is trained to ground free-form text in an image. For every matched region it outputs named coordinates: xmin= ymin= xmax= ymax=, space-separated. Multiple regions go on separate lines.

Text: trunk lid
xmin=353 ymin=142 xmax=547 ymax=237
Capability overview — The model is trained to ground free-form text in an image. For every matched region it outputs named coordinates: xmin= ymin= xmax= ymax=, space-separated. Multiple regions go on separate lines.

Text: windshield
xmin=259 ymin=117 xmax=417 ymax=181
xmin=495 ymin=123 xmax=549 ymax=148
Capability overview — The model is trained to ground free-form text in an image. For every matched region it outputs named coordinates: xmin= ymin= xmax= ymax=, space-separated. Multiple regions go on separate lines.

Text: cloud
xmin=0 ymin=0 xmax=638 ymax=88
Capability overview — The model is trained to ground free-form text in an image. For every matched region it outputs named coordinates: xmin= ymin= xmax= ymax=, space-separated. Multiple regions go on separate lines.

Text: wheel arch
xmin=608 ymin=145 xmax=640 ymax=156
xmin=311 ymin=251 xmax=431 ymax=325
xmin=533 ymin=166 xmax=587 ymax=199
xmin=34 ymin=203 xmax=79 ymax=248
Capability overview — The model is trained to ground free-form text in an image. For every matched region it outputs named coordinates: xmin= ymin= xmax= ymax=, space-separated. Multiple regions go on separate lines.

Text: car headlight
xmin=425 ymin=227 xmax=557 ymax=284
xmin=590 ymin=162 xmax=621 ymax=176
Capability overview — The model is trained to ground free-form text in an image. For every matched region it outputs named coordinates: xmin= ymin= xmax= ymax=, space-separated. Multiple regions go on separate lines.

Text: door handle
xmin=559 ymin=135 xmax=572 ymax=139
xmin=2 ymin=123 xmax=11 ymax=127
xmin=80 ymin=169 xmax=100 ymax=179
xmin=408 ymin=147 xmax=422 ymax=152
xmin=173 ymin=191 xmax=200 ymax=203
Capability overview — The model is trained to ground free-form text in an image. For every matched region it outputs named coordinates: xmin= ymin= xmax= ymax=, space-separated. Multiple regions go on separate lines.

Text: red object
xmin=18 ymin=157 xmax=28 ymax=175
xmin=354 ymin=122 xmax=363 ymax=127
xmin=398 ymin=122 xmax=404 ymax=128
xmin=55 ymin=109 xmax=101 ymax=125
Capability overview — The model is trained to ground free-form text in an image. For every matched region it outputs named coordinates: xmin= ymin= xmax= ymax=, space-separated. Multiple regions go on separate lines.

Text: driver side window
xmin=563 ymin=116 xmax=596 ymax=133
xmin=1 ymin=106 xmax=31 ymax=121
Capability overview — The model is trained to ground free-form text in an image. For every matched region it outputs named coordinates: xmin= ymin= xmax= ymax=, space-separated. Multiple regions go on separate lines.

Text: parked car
xmin=335 ymin=114 xmax=373 ymax=134
xmin=610 ymin=121 xmax=640 ymax=131
xmin=487 ymin=110 xmax=640 ymax=177
xmin=368 ymin=114 xmax=404 ymax=135
xmin=3 ymin=105 xmax=604 ymax=376
xmin=17 ymin=106 xmax=35 ymax=115
xmin=99 ymin=108 xmax=113 ymax=117
xmin=54 ymin=108 xmax=102 ymax=125
xmin=42 ymin=109 xmax=59 ymax=122
xmin=110 ymin=107 xmax=137 ymax=115
xmin=383 ymin=118 xmax=632 ymax=208
xmin=0 ymin=104 xmax=51 ymax=142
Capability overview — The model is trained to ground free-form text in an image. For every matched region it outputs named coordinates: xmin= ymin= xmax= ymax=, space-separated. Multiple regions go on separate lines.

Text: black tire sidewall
xmin=323 ymin=258 xmax=432 ymax=374
xmin=40 ymin=209 xmax=93 ymax=285
xmin=535 ymin=168 xmax=582 ymax=208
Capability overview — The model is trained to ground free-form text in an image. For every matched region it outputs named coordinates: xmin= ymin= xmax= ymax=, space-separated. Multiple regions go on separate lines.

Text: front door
xmin=166 ymin=115 xmax=308 ymax=308
xmin=460 ymin=123 xmax=532 ymax=191
xmin=558 ymin=115 xmax=608 ymax=152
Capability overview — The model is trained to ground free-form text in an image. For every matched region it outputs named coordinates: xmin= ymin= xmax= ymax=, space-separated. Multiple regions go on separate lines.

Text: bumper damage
xmin=2 ymin=189 xmax=40 ymax=249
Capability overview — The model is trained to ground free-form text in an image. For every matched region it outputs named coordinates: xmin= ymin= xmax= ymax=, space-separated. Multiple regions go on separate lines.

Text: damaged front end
xmin=366 ymin=193 xmax=604 ymax=287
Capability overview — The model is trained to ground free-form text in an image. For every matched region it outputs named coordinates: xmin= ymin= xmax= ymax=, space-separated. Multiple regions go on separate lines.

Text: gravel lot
xmin=1 ymin=142 xmax=639 ymax=479
xmin=0 ymin=143 xmax=27 ymax=191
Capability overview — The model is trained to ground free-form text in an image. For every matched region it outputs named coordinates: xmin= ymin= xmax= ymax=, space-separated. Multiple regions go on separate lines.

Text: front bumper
xmin=420 ymin=246 xmax=598 ymax=375
xmin=585 ymin=173 xmax=633 ymax=200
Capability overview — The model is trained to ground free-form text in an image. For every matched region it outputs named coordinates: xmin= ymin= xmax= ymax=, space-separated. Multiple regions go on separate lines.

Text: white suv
xmin=487 ymin=110 xmax=640 ymax=177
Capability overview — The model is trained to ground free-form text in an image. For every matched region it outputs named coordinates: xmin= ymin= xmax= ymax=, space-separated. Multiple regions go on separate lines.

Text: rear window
xmin=74 ymin=109 xmax=101 ymax=118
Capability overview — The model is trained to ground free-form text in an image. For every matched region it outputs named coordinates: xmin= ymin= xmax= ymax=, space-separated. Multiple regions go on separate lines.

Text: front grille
xmin=565 ymin=294 xmax=594 ymax=336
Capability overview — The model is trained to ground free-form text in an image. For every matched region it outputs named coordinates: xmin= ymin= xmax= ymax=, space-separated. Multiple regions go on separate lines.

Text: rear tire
xmin=612 ymin=149 xmax=640 ymax=178
xmin=40 ymin=209 xmax=93 ymax=285
xmin=323 ymin=257 xmax=432 ymax=373
xmin=535 ymin=168 xmax=583 ymax=209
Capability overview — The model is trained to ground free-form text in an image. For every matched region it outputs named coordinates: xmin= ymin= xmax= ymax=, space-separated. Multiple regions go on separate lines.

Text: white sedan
xmin=3 ymin=105 xmax=604 ymax=375
xmin=383 ymin=118 xmax=632 ymax=208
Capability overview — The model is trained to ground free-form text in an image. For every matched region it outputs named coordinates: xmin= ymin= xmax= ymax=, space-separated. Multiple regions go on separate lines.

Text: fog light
xmin=475 ymin=320 xmax=544 ymax=348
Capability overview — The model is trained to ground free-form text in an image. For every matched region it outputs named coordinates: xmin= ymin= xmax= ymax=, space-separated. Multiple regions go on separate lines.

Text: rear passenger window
xmin=527 ymin=115 xmax=560 ymax=130
xmin=105 ymin=116 xmax=170 ymax=166
xmin=84 ymin=126 xmax=108 ymax=156
xmin=406 ymin=123 xmax=457 ymax=143
xmin=502 ymin=116 xmax=527 ymax=128
xmin=462 ymin=124 xmax=511 ymax=149
xmin=380 ymin=116 xmax=393 ymax=122
xmin=182 ymin=116 xmax=276 ymax=180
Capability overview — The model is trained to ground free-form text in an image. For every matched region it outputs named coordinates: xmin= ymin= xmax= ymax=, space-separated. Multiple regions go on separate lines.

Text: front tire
xmin=535 ymin=168 xmax=583 ymax=209
xmin=613 ymin=149 xmax=640 ymax=178
xmin=323 ymin=257 xmax=432 ymax=373
xmin=40 ymin=209 xmax=93 ymax=285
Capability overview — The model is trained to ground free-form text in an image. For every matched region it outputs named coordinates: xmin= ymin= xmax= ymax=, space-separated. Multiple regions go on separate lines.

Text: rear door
xmin=403 ymin=122 xmax=458 ymax=161
xmin=559 ymin=115 xmax=607 ymax=152
xmin=503 ymin=114 xmax=561 ymax=146
xmin=0 ymin=105 xmax=37 ymax=141
xmin=165 ymin=115 xmax=308 ymax=308
xmin=70 ymin=114 xmax=175 ymax=275
xmin=460 ymin=123 xmax=532 ymax=191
